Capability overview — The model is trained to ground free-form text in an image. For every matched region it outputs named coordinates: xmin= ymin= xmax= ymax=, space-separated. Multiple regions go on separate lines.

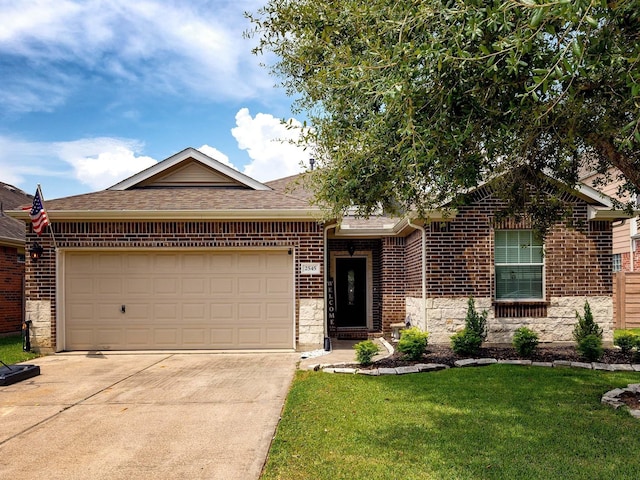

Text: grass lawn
xmin=262 ymin=366 xmax=640 ymax=480
xmin=0 ymin=334 xmax=41 ymax=365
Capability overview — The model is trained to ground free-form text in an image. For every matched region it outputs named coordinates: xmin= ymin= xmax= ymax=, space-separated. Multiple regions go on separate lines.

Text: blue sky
xmin=0 ymin=0 xmax=310 ymax=200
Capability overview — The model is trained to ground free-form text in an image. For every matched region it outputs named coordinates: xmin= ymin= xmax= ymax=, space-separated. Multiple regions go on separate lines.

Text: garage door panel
xmin=211 ymin=304 xmax=234 ymax=320
xmin=124 ymin=303 xmax=151 ymax=321
xmin=154 ymin=278 xmax=178 ymax=294
xmin=182 ymin=277 xmax=208 ymax=294
xmin=266 ymin=328 xmax=291 ymax=346
xmin=122 ymin=328 xmax=151 ymax=346
xmin=154 ymin=329 xmax=180 ymax=346
xmin=183 ymin=303 xmax=207 ymax=319
xmin=210 ymin=254 xmax=234 ymax=272
xmin=126 ymin=277 xmax=152 ymax=294
xmin=210 ymin=278 xmax=234 ymax=295
xmin=238 ymin=277 xmax=262 ymax=295
xmin=65 ymin=250 xmax=294 ymax=350
xmin=182 ymin=328 xmax=207 ymax=346
xmin=97 ymin=278 xmax=122 ymax=295
xmin=96 ymin=254 xmax=122 ymax=272
xmin=238 ymin=328 xmax=262 ymax=345
xmin=266 ymin=276 xmax=292 ymax=295
xmin=95 ymin=328 xmax=123 ymax=346
xmin=154 ymin=304 xmax=178 ymax=320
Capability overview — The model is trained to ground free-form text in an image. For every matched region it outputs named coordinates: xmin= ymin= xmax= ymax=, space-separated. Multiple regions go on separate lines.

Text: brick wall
xmin=381 ymin=237 xmax=406 ymax=332
xmin=0 ymin=246 xmax=24 ymax=334
xmin=422 ymin=189 xmax=612 ymax=299
xmin=26 ymin=220 xmax=324 ymax=350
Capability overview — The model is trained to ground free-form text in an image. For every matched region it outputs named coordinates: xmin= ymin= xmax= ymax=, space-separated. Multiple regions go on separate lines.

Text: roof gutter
xmin=5 ymin=209 xmax=323 ymax=222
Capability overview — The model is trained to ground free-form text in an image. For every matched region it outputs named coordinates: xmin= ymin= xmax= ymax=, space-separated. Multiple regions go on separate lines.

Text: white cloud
xmin=197 ymin=145 xmax=238 ymax=170
xmin=231 ymin=108 xmax=311 ymax=181
xmin=0 ymin=135 xmax=157 ymax=192
xmin=53 ymin=138 xmax=157 ymax=189
xmin=0 ymin=0 xmax=272 ymax=113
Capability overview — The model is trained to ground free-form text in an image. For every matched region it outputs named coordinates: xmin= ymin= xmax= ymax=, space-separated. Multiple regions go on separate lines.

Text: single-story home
xmin=0 ymin=183 xmax=32 ymax=335
xmin=9 ymin=148 xmax=626 ymax=352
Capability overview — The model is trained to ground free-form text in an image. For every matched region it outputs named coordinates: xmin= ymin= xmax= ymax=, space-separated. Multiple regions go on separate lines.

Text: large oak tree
xmin=247 ymin=0 xmax=640 ymax=226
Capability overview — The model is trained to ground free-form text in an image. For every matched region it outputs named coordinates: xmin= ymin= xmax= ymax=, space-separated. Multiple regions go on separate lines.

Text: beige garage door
xmin=64 ymin=250 xmax=294 ymax=350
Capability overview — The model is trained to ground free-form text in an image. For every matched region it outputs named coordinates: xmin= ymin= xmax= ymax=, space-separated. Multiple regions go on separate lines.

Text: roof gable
xmin=108 ymin=147 xmax=271 ymax=191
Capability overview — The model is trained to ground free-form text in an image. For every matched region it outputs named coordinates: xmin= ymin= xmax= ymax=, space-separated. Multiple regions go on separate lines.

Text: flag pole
xmin=37 ymin=184 xmax=58 ymax=250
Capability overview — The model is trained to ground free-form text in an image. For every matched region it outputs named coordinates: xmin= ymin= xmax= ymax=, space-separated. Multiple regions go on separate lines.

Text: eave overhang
xmin=6 ymin=209 xmax=322 ymax=222
xmin=329 ymin=210 xmax=458 ymax=238
xmin=587 ymin=206 xmax=634 ymax=221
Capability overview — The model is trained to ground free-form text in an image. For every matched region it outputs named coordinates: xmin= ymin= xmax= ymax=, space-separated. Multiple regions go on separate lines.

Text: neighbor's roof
xmin=0 ymin=182 xmax=32 ymax=246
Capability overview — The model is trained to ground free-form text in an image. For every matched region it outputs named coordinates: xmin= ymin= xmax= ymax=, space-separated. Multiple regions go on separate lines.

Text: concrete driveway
xmin=0 ymin=352 xmax=298 ymax=480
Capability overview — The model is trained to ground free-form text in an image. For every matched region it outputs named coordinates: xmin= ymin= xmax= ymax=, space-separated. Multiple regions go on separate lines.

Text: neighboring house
xmin=580 ymin=168 xmax=640 ymax=272
xmin=8 ymin=148 xmax=626 ymax=352
xmin=0 ymin=183 xmax=32 ymax=335
xmin=581 ymin=168 xmax=640 ymax=328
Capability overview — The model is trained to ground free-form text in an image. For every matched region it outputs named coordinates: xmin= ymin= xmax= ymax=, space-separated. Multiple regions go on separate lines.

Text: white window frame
xmin=494 ymin=230 xmax=545 ymax=301
xmin=612 ymin=253 xmax=622 ymax=272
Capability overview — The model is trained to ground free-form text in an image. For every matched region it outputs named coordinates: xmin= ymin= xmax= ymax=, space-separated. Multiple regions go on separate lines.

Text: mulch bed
xmin=373 ymin=343 xmax=638 ymax=369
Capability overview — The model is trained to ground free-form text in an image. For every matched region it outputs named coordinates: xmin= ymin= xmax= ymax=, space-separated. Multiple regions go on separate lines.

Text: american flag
xmin=27 ymin=188 xmax=50 ymax=235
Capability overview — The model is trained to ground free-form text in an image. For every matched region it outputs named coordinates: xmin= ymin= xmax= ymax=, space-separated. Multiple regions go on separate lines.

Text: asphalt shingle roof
xmin=0 ymin=182 xmax=32 ymax=243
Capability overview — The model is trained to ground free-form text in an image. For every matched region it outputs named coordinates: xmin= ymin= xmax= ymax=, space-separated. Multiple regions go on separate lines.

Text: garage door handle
xmin=121 ymin=305 xmax=126 ymax=313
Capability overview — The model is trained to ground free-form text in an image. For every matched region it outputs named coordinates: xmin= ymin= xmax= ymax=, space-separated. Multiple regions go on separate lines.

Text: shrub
xmin=577 ymin=334 xmax=604 ymax=361
xmin=573 ymin=301 xmax=603 ymax=343
xmin=397 ymin=327 xmax=429 ymax=361
xmin=451 ymin=329 xmax=483 ymax=356
xmin=465 ymin=297 xmax=488 ymax=341
xmin=614 ymin=332 xmax=639 ymax=355
xmin=354 ymin=340 xmax=379 ymax=365
xmin=512 ymin=327 xmax=539 ymax=358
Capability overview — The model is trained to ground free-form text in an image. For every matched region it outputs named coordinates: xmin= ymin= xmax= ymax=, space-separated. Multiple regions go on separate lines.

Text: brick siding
xmin=0 ymin=246 xmax=24 ymax=334
xmin=26 ymin=221 xmax=324 ymax=350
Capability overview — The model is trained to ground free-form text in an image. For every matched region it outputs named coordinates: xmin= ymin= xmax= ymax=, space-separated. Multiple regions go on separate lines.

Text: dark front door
xmin=335 ymin=257 xmax=367 ymax=327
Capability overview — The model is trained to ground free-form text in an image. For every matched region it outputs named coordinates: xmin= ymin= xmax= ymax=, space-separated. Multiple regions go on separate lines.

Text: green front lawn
xmin=262 ymin=366 xmax=640 ymax=480
xmin=0 ymin=335 xmax=41 ymax=365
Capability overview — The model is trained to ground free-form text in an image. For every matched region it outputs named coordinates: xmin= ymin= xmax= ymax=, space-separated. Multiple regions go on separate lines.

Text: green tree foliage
xmin=247 ymin=1 xmax=640 ymax=226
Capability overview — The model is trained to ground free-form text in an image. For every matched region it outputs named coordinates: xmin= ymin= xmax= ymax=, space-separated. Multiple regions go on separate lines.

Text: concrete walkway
xmin=0 ymin=352 xmax=298 ymax=480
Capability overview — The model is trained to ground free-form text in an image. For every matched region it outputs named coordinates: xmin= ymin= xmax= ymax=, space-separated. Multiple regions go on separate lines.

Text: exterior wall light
xmin=29 ymin=242 xmax=44 ymax=261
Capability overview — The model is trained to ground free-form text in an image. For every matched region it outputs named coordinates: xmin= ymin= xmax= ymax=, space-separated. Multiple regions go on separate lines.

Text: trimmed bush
xmin=451 ymin=329 xmax=483 ymax=356
xmin=354 ymin=340 xmax=379 ymax=365
xmin=573 ymin=301 xmax=603 ymax=343
xmin=397 ymin=327 xmax=429 ymax=361
xmin=513 ymin=327 xmax=539 ymax=358
xmin=465 ymin=297 xmax=488 ymax=341
xmin=614 ymin=332 xmax=638 ymax=355
xmin=577 ymin=334 xmax=604 ymax=361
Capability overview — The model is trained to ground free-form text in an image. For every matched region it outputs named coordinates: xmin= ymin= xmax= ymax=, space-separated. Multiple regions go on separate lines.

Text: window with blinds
xmin=494 ymin=230 xmax=544 ymax=300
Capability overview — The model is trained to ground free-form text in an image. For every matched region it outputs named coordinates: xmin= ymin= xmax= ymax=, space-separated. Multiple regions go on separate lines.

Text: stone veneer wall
xmin=25 ymin=220 xmax=325 ymax=351
xmin=407 ymin=296 xmax=613 ymax=345
xmin=298 ymin=298 xmax=324 ymax=347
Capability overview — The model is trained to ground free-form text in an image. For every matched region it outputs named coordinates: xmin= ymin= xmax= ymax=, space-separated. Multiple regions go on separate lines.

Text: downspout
xmin=323 ymin=222 xmax=338 ymax=350
xmin=407 ymin=219 xmax=427 ymax=332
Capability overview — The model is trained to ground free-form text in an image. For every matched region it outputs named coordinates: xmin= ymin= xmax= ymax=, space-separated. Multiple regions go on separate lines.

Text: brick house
xmin=0 ymin=183 xmax=32 ymax=335
xmin=9 ymin=148 xmax=626 ymax=352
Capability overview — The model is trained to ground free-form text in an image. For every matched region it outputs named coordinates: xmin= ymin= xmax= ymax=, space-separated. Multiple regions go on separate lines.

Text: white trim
xmin=108 ymin=147 xmax=272 ymax=191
